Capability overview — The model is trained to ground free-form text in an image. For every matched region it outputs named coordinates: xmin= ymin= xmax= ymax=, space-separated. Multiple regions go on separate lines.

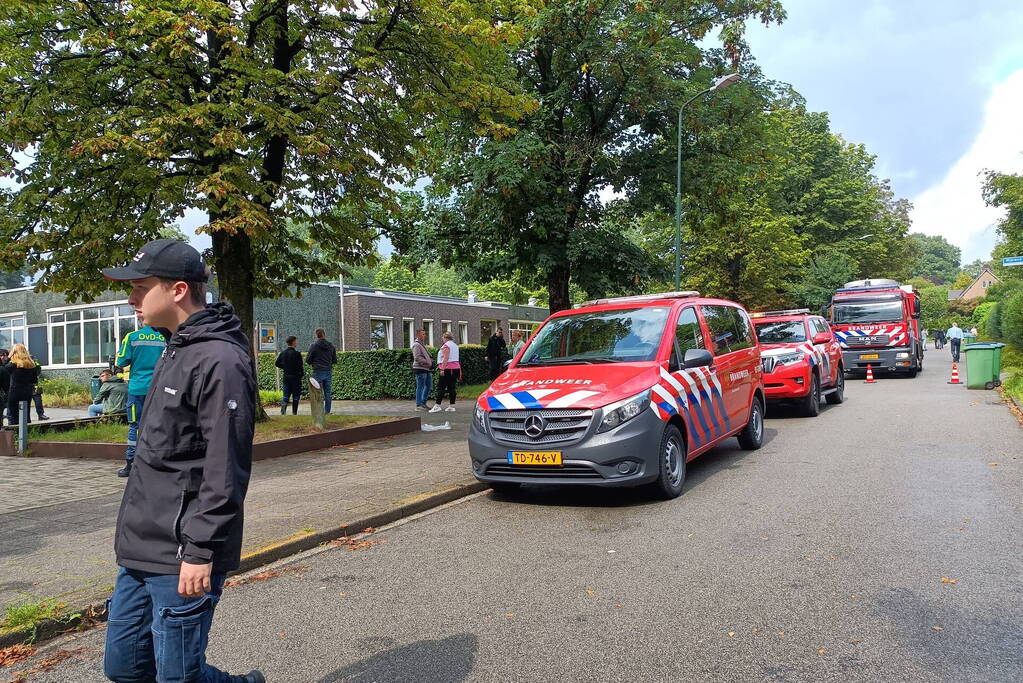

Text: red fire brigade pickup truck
xmin=827 ymin=279 xmax=923 ymax=377
xmin=468 ymin=292 xmax=765 ymax=500
xmin=752 ymin=309 xmax=845 ymax=417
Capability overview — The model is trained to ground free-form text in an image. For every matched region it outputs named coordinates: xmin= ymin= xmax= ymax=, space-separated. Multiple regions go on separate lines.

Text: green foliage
xmin=972 ymin=301 xmax=996 ymax=331
xmin=950 ymin=272 xmax=974 ymax=290
xmin=1001 ymin=290 xmax=1023 ymax=349
xmin=256 ymin=346 xmax=489 ymax=400
xmin=963 ymin=259 xmax=991 ymax=279
xmin=788 ymin=251 xmax=857 ymax=312
xmin=908 ymin=233 xmax=961 ymax=284
xmin=37 ymin=377 xmax=91 ymax=408
xmin=987 ymin=302 xmax=1003 ymax=339
xmin=392 ymin=0 xmax=787 ymax=311
xmin=259 ymin=390 xmax=283 ymax=407
xmin=1 ymin=600 xmax=67 ymax=634
xmin=0 ymin=0 xmax=538 ymax=363
xmin=984 ymin=169 xmax=1023 ymax=281
xmin=919 ymin=286 xmax=950 ymax=330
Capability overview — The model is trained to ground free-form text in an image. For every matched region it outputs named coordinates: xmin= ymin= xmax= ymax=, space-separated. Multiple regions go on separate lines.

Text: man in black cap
xmin=100 ymin=239 xmax=264 ymax=683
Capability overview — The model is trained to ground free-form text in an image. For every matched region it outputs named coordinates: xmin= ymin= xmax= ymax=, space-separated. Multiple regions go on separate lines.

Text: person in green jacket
xmin=114 ymin=325 xmax=166 ymax=477
xmin=88 ymin=369 xmax=128 ymax=418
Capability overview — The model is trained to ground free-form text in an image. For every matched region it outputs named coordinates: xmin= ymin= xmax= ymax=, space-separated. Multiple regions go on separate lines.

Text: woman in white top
xmin=430 ymin=332 xmax=461 ymax=412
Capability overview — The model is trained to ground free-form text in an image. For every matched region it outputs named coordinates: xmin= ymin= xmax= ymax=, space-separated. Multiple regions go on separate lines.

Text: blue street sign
xmin=1002 ymin=256 xmax=1023 ymax=267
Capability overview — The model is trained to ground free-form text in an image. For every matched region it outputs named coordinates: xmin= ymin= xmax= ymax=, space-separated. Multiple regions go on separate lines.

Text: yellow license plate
xmin=859 ymin=353 xmax=880 ymax=360
xmin=507 ymin=451 xmax=563 ymax=466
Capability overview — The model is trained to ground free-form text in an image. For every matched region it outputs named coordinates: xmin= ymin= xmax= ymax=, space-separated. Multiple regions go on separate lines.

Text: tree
xmin=918 ymin=286 xmax=949 ymax=331
xmin=788 ymin=251 xmax=856 ymax=312
xmin=0 ymin=269 xmax=26 ymax=289
xmin=963 ymin=258 xmax=990 ymax=279
xmin=392 ymin=0 xmax=786 ymax=312
xmin=983 ymin=169 xmax=1023 ymax=281
xmin=909 ymin=233 xmax=962 ymax=284
xmin=0 ymin=0 xmax=535 ymax=347
xmin=951 ymin=272 xmax=974 ymax=290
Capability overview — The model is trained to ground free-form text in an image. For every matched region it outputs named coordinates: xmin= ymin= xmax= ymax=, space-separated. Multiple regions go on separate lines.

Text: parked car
xmin=752 ymin=309 xmax=845 ymax=417
xmin=468 ymin=291 xmax=765 ymax=499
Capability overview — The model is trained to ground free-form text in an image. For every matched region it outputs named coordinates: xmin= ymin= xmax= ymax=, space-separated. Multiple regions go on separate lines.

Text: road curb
xmin=0 ymin=481 xmax=489 ymax=650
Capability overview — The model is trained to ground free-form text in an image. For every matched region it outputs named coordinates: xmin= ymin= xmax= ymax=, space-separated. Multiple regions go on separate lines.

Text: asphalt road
xmin=9 ymin=348 xmax=1023 ymax=682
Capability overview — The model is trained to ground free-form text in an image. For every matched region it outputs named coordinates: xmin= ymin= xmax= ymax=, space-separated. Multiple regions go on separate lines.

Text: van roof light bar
xmin=577 ymin=291 xmax=701 ymax=308
xmin=750 ymin=308 xmax=811 ymax=318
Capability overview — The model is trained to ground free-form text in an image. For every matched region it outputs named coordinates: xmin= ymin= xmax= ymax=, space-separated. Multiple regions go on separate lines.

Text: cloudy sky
xmin=745 ymin=0 xmax=1023 ymax=263
xmin=182 ymin=1 xmax=1023 ymax=265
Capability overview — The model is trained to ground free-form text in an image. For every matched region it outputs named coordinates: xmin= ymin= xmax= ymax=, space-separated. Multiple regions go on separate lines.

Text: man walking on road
xmin=485 ymin=327 xmax=507 ymax=381
xmin=411 ymin=328 xmax=433 ymax=411
xmin=101 ymin=239 xmax=262 ymax=683
xmin=306 ymin=328 xmax=338 ymax=414
xmin=275 ymin=335 xmax=303 ymax=415
xmin=114 ymin=320 xmax=166 ymax=477
xmin=947 ymin=322 xmax=964 ymax=363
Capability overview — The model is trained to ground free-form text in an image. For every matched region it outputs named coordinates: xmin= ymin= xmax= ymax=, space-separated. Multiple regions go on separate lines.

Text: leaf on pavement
xmin=932 ymin=626 xmax=944 ymax=631
xmin=850 ymin=639 xmax=862 ymax=644
xmin=760 ymin=537 xmax=769 ymax=541
xmin=225 ymin=565 xmax=308 ymax=588
xmin=940 ymin=577 xmax=957 ymax=584
xmin=818 ymin=649 xmax=827 ymax=655
xmin=0 ymin=644 xmax=36 ymax=667
xmin=777 ymin=632 xmax=785 ymax=637
xmin=727 ymin=632 xmax=735 ymax=638
xmin=988 ymin=462 xmax=999 ymax=466
xmin=505 ymin=612 xmax=515 ymax=618
xmin=585 ymin=589 xmax=594 ymax=596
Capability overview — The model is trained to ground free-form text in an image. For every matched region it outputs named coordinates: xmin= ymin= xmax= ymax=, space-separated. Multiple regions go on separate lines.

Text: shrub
xmin=1001 ymin=290 xmax=1023 ymax=349
xmin=37 ymin=377 xmax=91 ymax=408
xmin=256 ymin=345 xmax=488 ymax=400
xmin=259 ymin=390 xmax=283 ymax=406
xmin=986 ymin=302 xmax=1003 ymax=339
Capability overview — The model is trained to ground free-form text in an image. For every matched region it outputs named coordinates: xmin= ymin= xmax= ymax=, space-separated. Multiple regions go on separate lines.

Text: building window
xmin=402 ymin=319 xmax=415 ymax=348
xmin=480 ymin=319 xmax=497 ymax=344
xmin=508 ymin=321 xmax=539 ymax=341
xmin=369 ymin=317 xmax=393 ymax=350
xmin=48 ymin=303 xmax=138 ymax=367
xmin=0 ymin=314 xmax=27 ymax=350
xmin=441 ymin=320 xmax=452 ymax=339
xmin=422 ymin=319 xmax=434 ymax=346
xmin=458 ymin=321 xmax=468 ymax=344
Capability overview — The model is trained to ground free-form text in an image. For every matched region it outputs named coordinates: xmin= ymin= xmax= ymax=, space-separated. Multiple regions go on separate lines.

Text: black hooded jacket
xmin=114 ymin=303 xmax=256 ymax=575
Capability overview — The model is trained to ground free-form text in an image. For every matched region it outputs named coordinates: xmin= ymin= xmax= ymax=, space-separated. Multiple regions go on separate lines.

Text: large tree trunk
xmin=212 ymin=229 xmax=269 ymax=421
xmin=548 ymin=266 xmax=571 ymax=313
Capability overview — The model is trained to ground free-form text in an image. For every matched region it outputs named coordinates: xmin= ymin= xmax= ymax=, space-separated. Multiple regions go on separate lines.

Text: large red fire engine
xmin=827 ymin=278 xmax=923 ymax=377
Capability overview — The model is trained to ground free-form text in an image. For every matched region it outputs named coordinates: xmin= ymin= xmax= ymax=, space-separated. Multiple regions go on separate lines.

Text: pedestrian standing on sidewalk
xmin=947 ymin=322 xmax=964 ymax=363
xmin=275 ymin=335 xmax=303 ymax=415
xmin=4 ymin=344 xmax=37 ymax=428
xmin=114 ymin=323 xmax=167 ymax=477
xmin=485 ymin=327 xmax=507 ymax=380
xmin=411 ymin=328 xmax=434 ymax=411
xmin=430 ymin=332 xmax=460 ymax=413
xmin=509 ymin=330 xmax=526 ymax=360
xmin=306 ymin=328 xmax=338 ymax=414
xmin=100 ymin=239 xmax=263 ymax=683
xmin=933 ymin=328 xmax=945 ymax=349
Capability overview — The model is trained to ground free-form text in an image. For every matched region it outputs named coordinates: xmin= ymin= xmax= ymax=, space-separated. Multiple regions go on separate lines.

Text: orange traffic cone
xmin=864 ymin=364 xmax=877 ymax=384
xmin=947 ymin=363 xmax=962 ymax=385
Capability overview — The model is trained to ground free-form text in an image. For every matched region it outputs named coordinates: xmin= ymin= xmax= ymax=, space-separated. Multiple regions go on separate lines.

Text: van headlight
xmin=896 ymin=352 xmax=909 ymax=359
xmin=598 ymin=389 xmax=651 ymax=433
xmin=773 ymin=352 xmax=804 ymax=366
xmin=474 ymin=404 xmax=487 ymax=432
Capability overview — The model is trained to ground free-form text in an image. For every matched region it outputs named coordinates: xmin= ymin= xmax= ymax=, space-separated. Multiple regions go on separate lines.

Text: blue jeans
xmin=88 ymin=404 xmax=105 ymax=417
xmin=415 ymin=371 xmax=432 ymax=407
xmin=104 ymin=567 xmax=235 ymax=683
xmin=313 ymin=370 xmax=333 ymax=414
xmin=125 ymin=394 xmax=145 ymax=463
xmin=280 ymin=375 xmax=302 ymax=415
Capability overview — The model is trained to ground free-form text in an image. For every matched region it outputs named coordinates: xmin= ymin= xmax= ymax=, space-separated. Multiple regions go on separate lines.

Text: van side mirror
xmin=503 ymin=359 xmax=512 ymax=369
xmin=682 ymin=348 xmax=714 ymax=369
xmin=812 ymin=332 xmax=831 ymax=344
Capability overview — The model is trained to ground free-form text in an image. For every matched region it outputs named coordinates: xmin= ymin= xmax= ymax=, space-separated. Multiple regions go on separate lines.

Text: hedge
xmin=256 ymin=345 xmax=489 ymax=400
xmin=1001 ymin=291 xmax=1023 ymax=350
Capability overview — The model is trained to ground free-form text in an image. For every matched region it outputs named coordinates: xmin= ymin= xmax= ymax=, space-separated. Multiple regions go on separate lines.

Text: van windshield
xmin=832 ymin=299 xmax=903 ymax=324
xmin=519 ymin=307 xmax=669 ymax=365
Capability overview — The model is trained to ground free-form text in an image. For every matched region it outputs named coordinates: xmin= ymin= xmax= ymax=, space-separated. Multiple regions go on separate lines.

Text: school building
xmin=0 ymin=282 xmax=549 ymax=382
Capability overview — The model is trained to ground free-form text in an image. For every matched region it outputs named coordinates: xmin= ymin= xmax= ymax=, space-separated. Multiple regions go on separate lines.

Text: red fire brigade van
xmin=752 ymin=309 xmax=845 ymax=417
xmin=468 ymin=292 xmax=765 ymax=499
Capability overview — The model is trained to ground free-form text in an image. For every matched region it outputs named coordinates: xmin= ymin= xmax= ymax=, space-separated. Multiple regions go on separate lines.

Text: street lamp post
xmin=674 ymin=73 xmax=742 ymax=291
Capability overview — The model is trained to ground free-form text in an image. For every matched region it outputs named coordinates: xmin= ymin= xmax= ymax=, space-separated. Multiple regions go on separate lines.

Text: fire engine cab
xmin=468 ymin=292 xmax=766 ymax=500
xmin=827 ymin=279 xmax=923 ymax=377
xmin=752 ymin=309 xmax=845 ymax=417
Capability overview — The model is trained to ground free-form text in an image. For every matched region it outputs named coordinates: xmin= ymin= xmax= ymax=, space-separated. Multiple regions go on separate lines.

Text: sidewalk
xmin=0 ymin=400 xmax=478 ymax=637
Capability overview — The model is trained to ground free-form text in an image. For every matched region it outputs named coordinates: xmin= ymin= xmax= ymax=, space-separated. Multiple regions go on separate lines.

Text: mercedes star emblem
xmin=524 ymin=414 xmax=546 ymax=439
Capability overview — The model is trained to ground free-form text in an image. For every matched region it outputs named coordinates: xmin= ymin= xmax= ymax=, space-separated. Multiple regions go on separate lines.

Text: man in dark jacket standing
xmin=275 ymin=335 xmax=303 ymax=415
xmin=101 ymin=239 xmax=263 ymax=683
xmin=485 ymin=327 xmax=507 ymax=381
xmin=306 ymin=328 xmax=337 ymax=414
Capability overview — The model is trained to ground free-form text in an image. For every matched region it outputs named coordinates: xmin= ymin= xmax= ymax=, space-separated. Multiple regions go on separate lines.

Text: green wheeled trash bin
xmin=962 ymin=342 xmax=1005 ymax=390
xmin=89 ymin=375 xmax=103 ymax=401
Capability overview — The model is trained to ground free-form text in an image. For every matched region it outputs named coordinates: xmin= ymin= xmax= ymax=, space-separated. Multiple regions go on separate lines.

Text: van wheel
xmin=826 ymin=368 xmax=845 ymax=405
xmin=648 ymin=424 xmax=686 ymax=500
xmin=737 ymin=398 xmax=764 ymax=450
xmin=799 ymin=373 xmax=821 ymax=417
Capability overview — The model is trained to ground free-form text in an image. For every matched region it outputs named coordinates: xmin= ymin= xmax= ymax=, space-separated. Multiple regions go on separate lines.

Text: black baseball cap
xmin=102 ymin=239 xmax=208 ymax=282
